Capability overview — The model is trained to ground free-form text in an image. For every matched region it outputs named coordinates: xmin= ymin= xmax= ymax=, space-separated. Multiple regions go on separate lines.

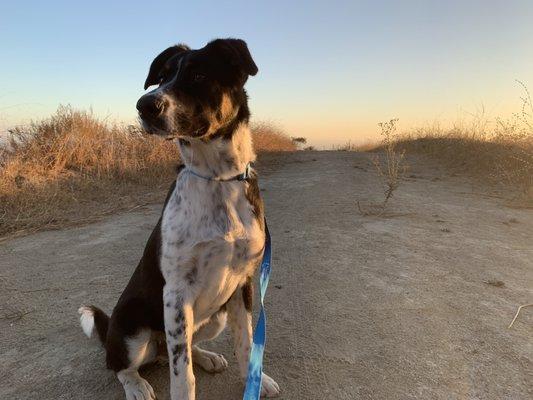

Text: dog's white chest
xmin=160 ymin=173 xmax=263 ymax=322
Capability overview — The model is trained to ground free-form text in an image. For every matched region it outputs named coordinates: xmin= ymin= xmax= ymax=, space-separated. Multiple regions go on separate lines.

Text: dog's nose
xmin=136 ymin=95 xmax=166 ymax=119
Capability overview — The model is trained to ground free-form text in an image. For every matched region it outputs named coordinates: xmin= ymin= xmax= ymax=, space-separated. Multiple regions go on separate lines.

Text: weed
xmin=358 ymin=119 xmax=407 ymax=215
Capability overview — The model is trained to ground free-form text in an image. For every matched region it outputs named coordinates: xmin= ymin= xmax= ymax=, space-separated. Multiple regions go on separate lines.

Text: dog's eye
xmin=194 ymin=73 xmax=206 ymax=83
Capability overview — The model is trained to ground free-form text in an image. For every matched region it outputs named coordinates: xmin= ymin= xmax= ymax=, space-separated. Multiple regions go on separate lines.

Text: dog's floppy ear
xmin=210 ymin=38 xmax=258 ymax=77
xmin=144 ymin=44 xmax=190 ymax=90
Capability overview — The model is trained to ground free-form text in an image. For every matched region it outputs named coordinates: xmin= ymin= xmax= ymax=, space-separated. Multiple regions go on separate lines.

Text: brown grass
xmin=251 ymin=122 xmax=297 ymax=152
xmin=396 ymin=83 xmax=533 ymax=201
xmin=0 ymin=106 xmax=295 ymax=238
xmin=357 ymin=82 xmax=533 ymax=204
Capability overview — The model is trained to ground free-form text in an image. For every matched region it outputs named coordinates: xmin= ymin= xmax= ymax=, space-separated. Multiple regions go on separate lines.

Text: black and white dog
xmin=78 ymin=38 xmax=280 ymax=400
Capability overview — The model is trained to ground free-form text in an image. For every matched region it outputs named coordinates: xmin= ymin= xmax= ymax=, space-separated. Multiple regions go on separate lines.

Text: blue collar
xmin=185 ymin=163 xmax=251 ymax=182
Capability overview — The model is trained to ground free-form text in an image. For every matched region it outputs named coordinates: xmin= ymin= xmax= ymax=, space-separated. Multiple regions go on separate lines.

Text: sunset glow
xmin=1 ymin=0 xmax=532 ymax=146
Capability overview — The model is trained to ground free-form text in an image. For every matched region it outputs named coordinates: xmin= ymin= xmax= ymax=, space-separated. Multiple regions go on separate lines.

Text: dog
xmin=78 ymin=38 xmax=280 ymax=400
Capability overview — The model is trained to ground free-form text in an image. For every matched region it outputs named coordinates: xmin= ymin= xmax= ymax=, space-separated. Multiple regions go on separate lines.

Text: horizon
xmin=1 ymin=0 xmax=532 ymax=147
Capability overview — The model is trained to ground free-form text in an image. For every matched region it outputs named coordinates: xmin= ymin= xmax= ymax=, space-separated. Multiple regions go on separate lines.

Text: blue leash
xmin=183 ymin=161 xmax=272 ymax=399
xmin=243 ymin=219 xmax=271 ymax=400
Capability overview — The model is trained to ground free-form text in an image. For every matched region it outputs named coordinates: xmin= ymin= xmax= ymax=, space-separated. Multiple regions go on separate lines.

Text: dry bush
xmin=0 ymin=106 xmax=179 ymax=236
xmin=373 ymin=119 xmax=407 ymax=205
xmin=0 ymin=106 xmax=295 ymax=237
xmin=396 ymin=81 xmax=533 ymax=201
xmin=358 ymin=119 xmax=407 ymax=215
xmin=291 ymin=136 xmax=308 ymax=150
xmin=251 ymin=122 xmax=297 ymax=152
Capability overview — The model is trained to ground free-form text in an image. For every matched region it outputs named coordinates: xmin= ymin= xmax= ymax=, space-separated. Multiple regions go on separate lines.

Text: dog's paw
xmin=192 ymin=347 xmax=228 ymax=373
xmin=118 ymin=371 xmax=156 ymax=400
xmin=261 ymin=373 xmax=280 ymax=398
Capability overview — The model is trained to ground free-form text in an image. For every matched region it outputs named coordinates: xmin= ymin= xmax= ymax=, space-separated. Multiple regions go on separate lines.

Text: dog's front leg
xmin=164 ymin=284 xmax=195 ymax=400
xmin=227 ymin=279 xmax=280 ymax=398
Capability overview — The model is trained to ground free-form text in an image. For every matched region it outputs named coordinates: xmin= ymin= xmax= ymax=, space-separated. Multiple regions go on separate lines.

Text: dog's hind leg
xmin=192 ymin=307 xmax=228 ymax=373
xmin=227 ymin=279 xmax=280 ymax=398
xmin=114 ymin=329 xmax=157 ymax=400
xmin=79 ymin=305 xmax=157 ymax=399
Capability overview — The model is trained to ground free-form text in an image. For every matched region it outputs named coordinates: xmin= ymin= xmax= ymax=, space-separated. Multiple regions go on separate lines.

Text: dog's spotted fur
xmin=79 ymin=38 xmax=280 ymax=400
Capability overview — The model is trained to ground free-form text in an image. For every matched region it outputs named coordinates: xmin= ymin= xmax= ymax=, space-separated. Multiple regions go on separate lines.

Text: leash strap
xmin=243 ymin=218 xmax=272 ymax=400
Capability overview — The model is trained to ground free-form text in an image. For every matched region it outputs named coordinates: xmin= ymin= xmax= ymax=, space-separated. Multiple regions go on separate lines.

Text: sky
xmin=1 ymin=0 xmax=532 ymax=147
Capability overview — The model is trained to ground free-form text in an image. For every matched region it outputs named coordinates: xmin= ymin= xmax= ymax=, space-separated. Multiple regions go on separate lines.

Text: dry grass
xmin=251 ymin=122 xmax=297 ymax=152
xmin=354 ymin=82 xmax=533 ymax=204
xmin=396 ymin=84 xmax=533 ymax=201
xmin=0 ymin=106 xmax=295 ymax=238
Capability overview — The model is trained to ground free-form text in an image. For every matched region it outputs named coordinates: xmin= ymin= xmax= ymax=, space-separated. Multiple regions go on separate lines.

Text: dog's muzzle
xmin=136 ymin=94 xmax=168 ymax=121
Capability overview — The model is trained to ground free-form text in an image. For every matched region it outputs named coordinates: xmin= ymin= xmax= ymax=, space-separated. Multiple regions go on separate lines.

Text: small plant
xmin=493 ymin=81 xmax=533 ymax=197
xmin=373 ymin=119 xmax=406 ymax=207
xmin=291 ymin=136 xmax=309 ymax=150
xmin=291 ymin=136 xmax=307 ymax=144
xmin=358 ymin=119 xmax=407 ymax=215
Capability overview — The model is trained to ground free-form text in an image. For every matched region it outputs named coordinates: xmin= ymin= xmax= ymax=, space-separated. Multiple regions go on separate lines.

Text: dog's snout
xmin=136 ymin=95 xmax=166 ymax=119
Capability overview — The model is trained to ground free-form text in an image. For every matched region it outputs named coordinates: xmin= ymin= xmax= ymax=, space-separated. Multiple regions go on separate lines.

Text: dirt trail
xmin=1 ymin=151 xmax=532 ymax=399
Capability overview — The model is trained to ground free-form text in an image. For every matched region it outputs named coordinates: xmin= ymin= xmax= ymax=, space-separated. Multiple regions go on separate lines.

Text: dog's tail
xmin=78 ymin=305 xmax=109 ymax=345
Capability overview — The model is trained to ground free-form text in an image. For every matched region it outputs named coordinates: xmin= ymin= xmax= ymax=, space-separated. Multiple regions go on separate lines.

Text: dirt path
xmin=1 ymin=151 xmax=532 ymax=399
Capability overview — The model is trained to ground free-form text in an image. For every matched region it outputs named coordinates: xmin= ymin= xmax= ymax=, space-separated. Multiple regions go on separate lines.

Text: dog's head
xmin=137 ymin=38 xmax=257 ymax=138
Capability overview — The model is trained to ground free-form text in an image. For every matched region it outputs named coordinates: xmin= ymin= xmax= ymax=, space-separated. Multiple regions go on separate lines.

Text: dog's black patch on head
xmin=144 ymin=44 xmax=190 ymax=90
xmin=207 ymin=38 xmax=258 ymax=80
xmin=137 ymin=38 xmax=258 ymax=139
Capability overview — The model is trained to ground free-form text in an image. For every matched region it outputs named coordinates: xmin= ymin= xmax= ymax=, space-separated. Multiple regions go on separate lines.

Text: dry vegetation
xmin=357 ymin=119 xmax=407 ymax=215
xmin=251 ymin=122 xmax=297 ymax=151
xmin=0 ymin=106 xmax=295 ymax=238
xmin=355 ymin=82 xmax=533 ymax=206
xmin=397 ymin=83 xmax=533 ymax=201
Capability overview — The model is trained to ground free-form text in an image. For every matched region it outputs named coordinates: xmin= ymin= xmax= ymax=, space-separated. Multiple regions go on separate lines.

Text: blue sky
xmin=1 ymin=0 xmax=532 ymax=146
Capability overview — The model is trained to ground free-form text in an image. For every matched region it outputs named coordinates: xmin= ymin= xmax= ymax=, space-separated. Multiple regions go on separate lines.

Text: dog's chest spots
xmin=160 ymin=175 xmax=263 ymax=290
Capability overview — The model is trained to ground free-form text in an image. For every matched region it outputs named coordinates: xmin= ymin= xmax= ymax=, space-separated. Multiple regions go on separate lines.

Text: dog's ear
xmin=144 ymin=44 xmax=190 ymax=90
xmin=210 ymin=38 xmax=258 ymax=77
